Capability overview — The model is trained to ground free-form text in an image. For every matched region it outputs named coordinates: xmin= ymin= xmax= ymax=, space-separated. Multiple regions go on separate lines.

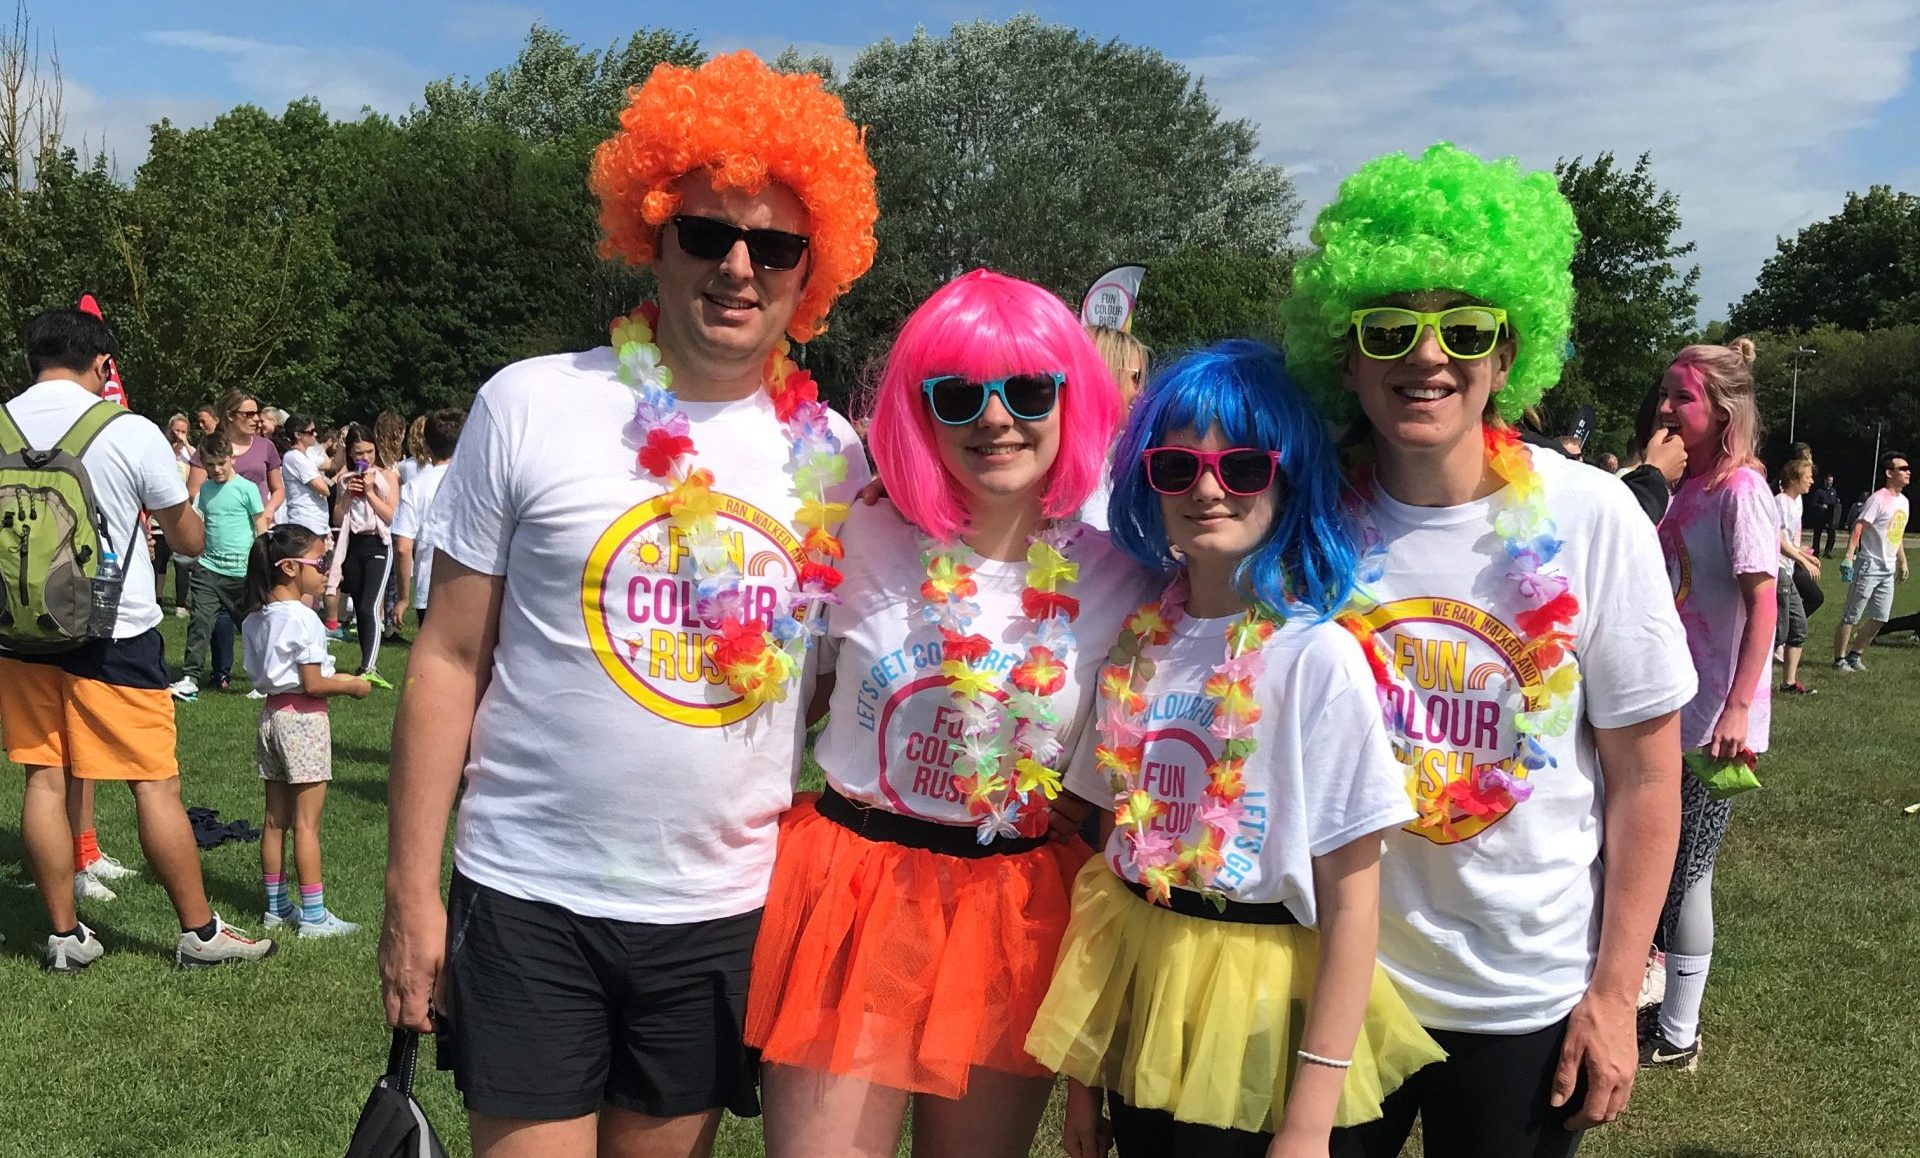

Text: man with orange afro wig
xmin=380 ymin=51 xmax=878 ymax=1158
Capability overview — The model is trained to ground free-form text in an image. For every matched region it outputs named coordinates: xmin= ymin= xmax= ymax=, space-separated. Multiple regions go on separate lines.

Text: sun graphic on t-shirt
xmin=629 ymin=539 xmax=665 ymax=570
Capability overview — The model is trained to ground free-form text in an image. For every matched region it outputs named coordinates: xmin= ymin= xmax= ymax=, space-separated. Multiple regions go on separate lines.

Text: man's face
xmin=650 ymin=176 xmax=811 ymax=373
xmin=1888 ymin=458 xmax=1911 ymax=494
xmin=1342 ymin=290 xmax=1515 ymax=457
xmin=197 ymin=410 xmax=218 ymax=434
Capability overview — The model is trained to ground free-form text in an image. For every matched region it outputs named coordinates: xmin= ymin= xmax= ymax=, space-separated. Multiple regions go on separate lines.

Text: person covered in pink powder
xmin=1644 ymin=337 xmax=1777 ymax=1072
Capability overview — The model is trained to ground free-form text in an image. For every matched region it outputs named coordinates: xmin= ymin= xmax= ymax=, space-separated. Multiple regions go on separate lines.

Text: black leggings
xmin=1108 ymin=1092 xmax=1271 ymax=1157
xmin=1330 ymin=1018 xmax=1582 ymax=1158
xmin=341 ymin=532 xmax=393 ymax=674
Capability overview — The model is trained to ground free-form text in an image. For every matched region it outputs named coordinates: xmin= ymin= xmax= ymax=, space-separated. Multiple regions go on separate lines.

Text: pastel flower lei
xmin=1093 ymin=579 xmax=1284 ymax=908
xmin=1350 ymin=424 xmax=1582 ymax=838
xmin=610 ymin=303 xmax=851 ymax=707
xmin=918 ymin=525 xmax=1083 ymax=844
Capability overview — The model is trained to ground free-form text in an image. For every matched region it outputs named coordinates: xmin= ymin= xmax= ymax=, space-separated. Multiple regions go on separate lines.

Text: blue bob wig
xmin=1107 ymin=340 xmax=1359 ymax=618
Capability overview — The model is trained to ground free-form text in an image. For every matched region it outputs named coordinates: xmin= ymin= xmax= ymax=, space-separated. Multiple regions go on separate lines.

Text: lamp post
xmin=1789 ymin=346 xmax=1817 ymax=444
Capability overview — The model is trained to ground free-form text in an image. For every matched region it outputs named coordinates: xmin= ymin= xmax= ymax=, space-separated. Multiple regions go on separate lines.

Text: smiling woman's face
xmin=1343 ymin=290 xmax=1515 ymax=457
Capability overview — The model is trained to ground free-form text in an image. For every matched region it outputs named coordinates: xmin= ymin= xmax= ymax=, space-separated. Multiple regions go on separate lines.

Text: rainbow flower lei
xmin=918 ymin=526 xmax=1082 ymax=844
xmin=1093 ymin=579 xmax=1283 ymax=907
xmin=1350 ymin=424 xmax=1582 ymax=838
xmin=611 ymin=302 xmax=851 ymax=707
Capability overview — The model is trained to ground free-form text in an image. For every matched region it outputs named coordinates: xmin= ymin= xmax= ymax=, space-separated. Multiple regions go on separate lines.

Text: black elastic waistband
xmin=1121 ymin=876 xmax=1299 ymax=926
xmin=815 ymin=783 xmax=1049 ymax=859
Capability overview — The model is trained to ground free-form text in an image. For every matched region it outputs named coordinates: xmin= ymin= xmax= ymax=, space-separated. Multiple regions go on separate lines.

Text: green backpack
xmin=0 ymin=399 xmax=128 ymax=652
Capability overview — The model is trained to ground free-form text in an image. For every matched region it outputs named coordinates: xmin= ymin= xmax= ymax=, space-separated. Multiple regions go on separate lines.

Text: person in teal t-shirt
xmin=170 ymin=434 xmax=267 ymax=701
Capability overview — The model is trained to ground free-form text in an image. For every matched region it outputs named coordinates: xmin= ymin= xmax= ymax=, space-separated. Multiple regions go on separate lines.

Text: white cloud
xmin=1195 ymin=0 xmax=1920 ymax=320
xmin=441 ymin=5 xmax=542 ymax=46
xmin=142 ymin=29 xmax=430 ymax=118
xmin=61 ymin=79 xmax=225 ymax=177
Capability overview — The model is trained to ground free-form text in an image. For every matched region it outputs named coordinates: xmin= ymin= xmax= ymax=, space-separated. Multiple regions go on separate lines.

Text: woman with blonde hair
xmin=1645 ymin=336 xmax=1776 ymax=1072
xmin=399 ymin=415 xmax=429 ymax=487
xmin=1078 ymin=325 xmax=1149 ymax=531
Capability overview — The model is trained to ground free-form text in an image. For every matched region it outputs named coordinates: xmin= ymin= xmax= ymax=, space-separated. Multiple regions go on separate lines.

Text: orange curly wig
xmin=590 ymin=51 xmax=879 ymax=343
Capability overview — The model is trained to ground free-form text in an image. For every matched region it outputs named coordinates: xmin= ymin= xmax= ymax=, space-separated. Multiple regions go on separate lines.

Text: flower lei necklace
xmin=1349 ymin=423 xmax=1582 ymax=838
xmin=1092 ymin=578 xmax=1282 ymax=907
xmin=610 ymin=302 xmax=851 ymax=707
xmin=918 ymin=525 xmax=1083 ymax=843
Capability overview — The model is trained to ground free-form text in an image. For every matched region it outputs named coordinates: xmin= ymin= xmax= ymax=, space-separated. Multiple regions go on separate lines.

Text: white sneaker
xmin=175 ymin=915 xmax=276 ymax=969
xmin=262 ymin=908 xmax=300 ymax=930
xmin=168 ymin=677 xmax=199 ymax=702
xmin=73 ymin=871 xmax=117 ymax=903
xmin=83 ymin=854 xmax=138 ymax=881
xmin=246 ymin=689 xmax=268 ymax=700
xmin=296 ymin=910 xmax=362 ymax=939
xmin=173 ymin=606 xmax=189 ymax=619
xmin=1638 ymin=952 xmax=1667 ymax=1009
xmin=45 ymin=923 xmax=105 ymax=973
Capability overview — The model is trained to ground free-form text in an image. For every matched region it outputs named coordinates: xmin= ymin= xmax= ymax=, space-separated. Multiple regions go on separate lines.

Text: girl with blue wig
xmin=1026 ymin=340 xmax=1443 ymax=1157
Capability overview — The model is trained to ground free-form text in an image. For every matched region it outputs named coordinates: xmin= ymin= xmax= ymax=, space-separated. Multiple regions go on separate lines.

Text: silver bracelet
xmin=1296 ymin=1049 xmax=1353 ymax=1070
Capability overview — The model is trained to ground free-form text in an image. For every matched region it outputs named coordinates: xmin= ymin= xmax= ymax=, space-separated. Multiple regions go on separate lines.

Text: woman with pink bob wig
xmin=868 ymin=268 xmax=1122 ymax=538
xmin=745 ymin=269 xmax=1156 ymax=1157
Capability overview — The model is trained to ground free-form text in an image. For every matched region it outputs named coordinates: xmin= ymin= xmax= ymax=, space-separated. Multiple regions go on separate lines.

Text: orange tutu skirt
xmin=745 ymin=793 xmax=1091 ymax=1098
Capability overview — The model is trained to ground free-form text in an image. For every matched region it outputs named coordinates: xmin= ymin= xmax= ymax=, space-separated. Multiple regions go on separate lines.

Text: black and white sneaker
xmin=1639 ymin=1028 xmax=1700 ymax=1072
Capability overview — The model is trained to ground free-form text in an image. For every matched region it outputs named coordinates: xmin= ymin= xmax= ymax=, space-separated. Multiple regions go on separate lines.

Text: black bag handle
xmin=384 ymin=1028 xmax=420 ymax=1098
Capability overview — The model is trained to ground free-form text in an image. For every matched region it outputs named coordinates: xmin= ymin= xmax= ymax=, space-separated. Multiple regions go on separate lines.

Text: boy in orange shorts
xmin=1 ymin=307 xmax=277 ymax=972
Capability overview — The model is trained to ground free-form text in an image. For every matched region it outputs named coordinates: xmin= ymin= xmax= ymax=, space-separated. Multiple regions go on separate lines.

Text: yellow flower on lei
xmin=1014 ymin=758 xmax=1062 ymax=800
xmin=666 ymin=471 xmax=720 ymax=527
xmin=796 ymin=498 xmax=849 ymax=533
xmin=610 ymin=312 xmax=653 ymax=349
xmin=939 ymin=659 xmax=998 ymax=699
xmin=1024 ymin=541 xmax=1079 ymax=592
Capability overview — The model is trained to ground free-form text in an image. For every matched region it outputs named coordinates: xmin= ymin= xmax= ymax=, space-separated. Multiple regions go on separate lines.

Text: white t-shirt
xmin=1063 ymin=610 xmax=1412 ymax=922
xmin=1661 ymin=468 xmax=1776 ymax=754
xmin=392 ymin=461 xmax=449 ymax=609
xmin=244 ymin=600 xmax=336 ymax=694
xmin=1774 ymin=491 xmax=1802 ymax=559
xmin=2 ymin=379 xmax=187 ymax=639
xmin=1854 ymin=488 xmax=1910 ymax=573
xmin=398 ymin=457 xmax=422 ymax=487
xmin=425 ymin=348 xmax=870 ymax=923
xmin=1358 ymin=448 xmax=1696 ymax=1033
xmin=812 ymin=500 xmax=1155 ymax=829
xmin=280 ymin=444 xmax=332 ymax=535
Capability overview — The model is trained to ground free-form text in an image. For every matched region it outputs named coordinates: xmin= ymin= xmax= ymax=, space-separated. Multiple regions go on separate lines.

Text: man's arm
xmin=150 ymin=500 xmax=205 ymax=558
xmin=393 ymin=536 xmax=415 ymax=611
xmin=379 ymin=555 xmax=505 ymax=1031
xmin=1552 ymin=709 xmax=1682 ymax=1130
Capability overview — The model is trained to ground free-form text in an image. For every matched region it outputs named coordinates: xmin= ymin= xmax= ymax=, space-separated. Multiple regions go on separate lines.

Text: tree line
xmin=14 ymin=10 xmax=1904 ymax=472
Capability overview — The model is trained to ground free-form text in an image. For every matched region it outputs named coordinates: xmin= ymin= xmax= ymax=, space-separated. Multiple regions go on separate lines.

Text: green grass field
xmin=3 ymin=562 xmax=1918 ymax=1158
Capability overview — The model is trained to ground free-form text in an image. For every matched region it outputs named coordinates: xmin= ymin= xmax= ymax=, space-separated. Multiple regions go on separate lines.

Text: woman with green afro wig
xmin=1282 ymin=142 xmax=1577 ymax=424
xmin=1306 ymin=143 xmax=1696 ymax=1158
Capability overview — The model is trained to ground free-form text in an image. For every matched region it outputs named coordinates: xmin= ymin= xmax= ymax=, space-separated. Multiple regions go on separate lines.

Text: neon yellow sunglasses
xmin=1349 ymin=306 xmax=1509 ymax=361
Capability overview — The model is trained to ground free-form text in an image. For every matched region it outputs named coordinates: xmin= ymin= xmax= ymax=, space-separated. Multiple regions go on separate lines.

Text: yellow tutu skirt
xmin=1025 ymin=858 xmax=1445 ymax=1133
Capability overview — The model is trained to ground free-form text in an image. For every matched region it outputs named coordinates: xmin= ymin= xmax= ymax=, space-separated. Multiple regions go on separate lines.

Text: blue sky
xmin=52 ymin=1 xmax=1920 ymax=322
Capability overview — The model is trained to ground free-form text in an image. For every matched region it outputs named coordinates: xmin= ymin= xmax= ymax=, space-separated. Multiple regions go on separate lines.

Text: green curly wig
xmin=1281 ymin=142 xmax=1579 ymax=423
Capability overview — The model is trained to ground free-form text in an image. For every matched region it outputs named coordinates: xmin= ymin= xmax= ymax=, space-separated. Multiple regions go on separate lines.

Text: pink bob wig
xmin=868 ymin=270 xmax=1121 ymax=542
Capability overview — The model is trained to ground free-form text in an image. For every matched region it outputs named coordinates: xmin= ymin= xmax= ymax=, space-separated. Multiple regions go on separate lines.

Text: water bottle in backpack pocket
xmin=0 ymin=399 xmax=128 ymax=652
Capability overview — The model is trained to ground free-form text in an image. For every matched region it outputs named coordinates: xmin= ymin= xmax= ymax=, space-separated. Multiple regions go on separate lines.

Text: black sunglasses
xmin=1142 ymin=447 xmax=1285 ymax=498
xmin=671 ymin=215 xmax=811 ymax=271
xmin=920 ymin=373 xmax=1064 ymax=426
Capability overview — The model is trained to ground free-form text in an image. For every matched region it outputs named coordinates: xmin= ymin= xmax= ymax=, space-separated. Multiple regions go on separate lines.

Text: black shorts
xmin=1330 ymin=1017 xmax=1583 ymax=1158
xmin=437 ymin=869 xmax=763 ymax=1121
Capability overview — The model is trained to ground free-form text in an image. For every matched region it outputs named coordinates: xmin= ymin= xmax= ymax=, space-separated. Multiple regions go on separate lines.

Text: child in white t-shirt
xmin=242 ymin=525 xmax=372 ymax=938
xmin=1028 ymin=341 xmax=1442 ymax=1155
